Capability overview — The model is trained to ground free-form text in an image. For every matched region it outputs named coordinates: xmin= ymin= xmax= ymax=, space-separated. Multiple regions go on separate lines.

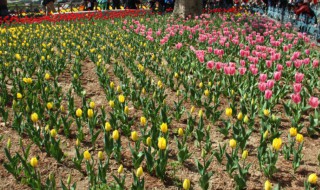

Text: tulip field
xmin=0 ymin=11 xmax=320 ymax=190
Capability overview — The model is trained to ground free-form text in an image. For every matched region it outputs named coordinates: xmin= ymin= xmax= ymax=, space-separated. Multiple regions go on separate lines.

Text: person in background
xmin=113 ymin=0 xmax=121 ymax=9
xmin=128 ymin=0 xmax=137 ymax=8
xmin=0 ymin=0 xmax=9 ymax=17
xmin=294 ymin=0 xmax=317 ymax=23
xmin=98 ymin=0 xmax=108 ymax=10
xmin=42 ymin=0 xmax=56 ymax=15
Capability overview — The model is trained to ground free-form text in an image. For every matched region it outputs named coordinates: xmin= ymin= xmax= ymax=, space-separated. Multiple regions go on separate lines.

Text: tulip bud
xmin=146 ymin=137 xmax=152 ymax=146
xmin=7 ymin=138 xmax=11 ymax=149
xmin=242 ymin=150 xmax=248 ymax=159
xmin=190 ymin=106 xmax=195 ymax=113
xmin=118 ymin=164 xmax=124 ymax=174
xmin=178 ymin=128 xmax=184 ymax=136
xmin=243 ymin=115 xmax=249 ymax=123
xmin=98 ymin=151 xmax=104 ymax=160
xmin=89 ymin=101 xmax=95 ymax=109
xmin=50 ymin=129 xmax=57 ymax=138
xmin=183 ymin=179 xmax=191 ymax=190
xmin=237 ymin=112 xmax=243 ymax=120
xmin=136 ymin=166 xmax=143 ymax=177
xmin=67 ymin=174 xmax=71 ymax=185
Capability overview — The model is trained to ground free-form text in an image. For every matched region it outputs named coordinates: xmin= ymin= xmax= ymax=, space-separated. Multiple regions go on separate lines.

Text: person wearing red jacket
xmin=294 ymin=1 xmax=317 ymax=23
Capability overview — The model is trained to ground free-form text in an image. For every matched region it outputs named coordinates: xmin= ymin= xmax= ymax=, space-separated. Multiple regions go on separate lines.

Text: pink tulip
xmin=276 ymin=64 xmax=283 ymax=71
xmin=240 ymin=60 xmax=246 ymax=67
xmin=215 ymin=62 xmax=222 ymax=70
xmin=266 ymin=60 xmax=272 ymax=68
xmin=266 ymin=80 xmax=275 ymax=89
xmin=250 ymin=67 xmax=258 ymax=75
xmin=291 ymin=93 xmax=301 ymax=104
xmin=286 ymin=61 xmax=292 ymax=67
xmin=259 ymin=74 xmax=267 ymax=82
xmin=175 ymin=43 xmax=183 ymax=50
xmin=273 ymin=71 xmax=282 ymax=81
xmin=239 ymin=67 xmax=246 ymax=75
xmin=295 ymin=72 xmax=304 ymax=83
xmin=309 ymin=97 xmax=319 ymax=108
xmin=258 ymin=82 xmax=267 ymax=92
xmin=305 ymin=49 xmax=310 ymax=55
xmin=293 ymin=83 xmax=302 ymax=93
xmin=207 ymin=61 xmax=214 ymax=69
xmin=312 ymin=60 xmax=319 ymax=68
xmin=265 ymin=89 xmax=273 ymax=100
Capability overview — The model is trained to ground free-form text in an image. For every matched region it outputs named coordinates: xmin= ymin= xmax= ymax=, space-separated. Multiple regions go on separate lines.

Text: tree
xmin=173 ymin=0 xmax=203 ymax=18
xmin=0 ymin=0 xmax=9 ymax=17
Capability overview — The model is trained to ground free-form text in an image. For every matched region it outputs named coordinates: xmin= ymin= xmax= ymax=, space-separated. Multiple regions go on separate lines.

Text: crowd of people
xmin=249 ymin=0 xmax=318 ymax=23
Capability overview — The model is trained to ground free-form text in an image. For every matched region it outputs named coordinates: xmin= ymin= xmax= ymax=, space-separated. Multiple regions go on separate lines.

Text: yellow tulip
xmin=30 ymin=157 xmax=38 ymax=167
xmin=47 ymin=102 xmax=53 ymax=110
xmin=263 ymin=130 xmax=269 ymax=139
xmin=264 ymin=180 xmax=272 ymax=190
xmin=296 ymin=133 xmax=303 ymax=143
xmin=199 ymin=82 xmax=203 ymax=88
xmin=31 ymin=113 xmax=39 ymax=123
xmin=131 ymin=131 xmax=138 ymax=141
xmin=160 ymin=123 xmax=168 ymax=133
xmin=174 ymin=72 xmax=179 ymax=78
xmin=50 ymin=129 xmax=57 ymax=138
xmin=109 ymin=100 xmax=115 ymax=108
xmin=83 ymin=150 xmax=91 ymax=161
xmin=198 ymin=109 xmax=203 ymax=117
xmin=190 ymin=106 xmax=195 ymax=113
xmin=229 ymin=139 xmax=237 ymax=149
xmin=272 ymin=138 xmax=282 ymax=151
xmin=140 ymin=117 xmax=146 ymax=126
xmin=308 ymin=173 xmax=318 ymax=184
xmin=242 ymin=150 xmax=248 ymax=159
xmin=237 ymin=112 xmax=243 ymax=120
xmin=98 ymin=151 xmax=104 ymax=160
xmin=105 ymin=122 xmax=112 ymax=132
xmin=112 ymin=130 xmax=120 ymax=141
xmin=146 ymin=137 xmax=151 ymax=146
xmin=183 ymin=179 xmax=190 ymax=190
xmin=124 ymin=106 xmax=129 ymax=114
xmin=204 ymin=89 xmax=209 ymax=96
xmin=87 ymin=109 xmax=94 ymax=118
xmin=45 ymin=73 xmax=50 ymax=80
xmin=263 ymin=109 xmax=270 ymax=117
xmin=225 ymin=108 xmax=232 ymax=117
xmin=289 ymin=127 xmax=297 ymax=137
xmin=89 ymin=101 xmax=95 ymax=109
xmin=178 ymin=128 xmax=184 ymax=136
xmin=118 ymin=164 xmax=124 ymax=174
xmin=110 ymin=81 xmax=114 ymax=89
xmin=118 ymin=95 xmax=125 ymax=103
xmin=136 ymin=166 xmax=143 ymax=177
xmin=157 ymin=80 xmax=163 ymax=88
xmin=158 ymin=137 xmax=167 ymax=150
xmin=17 ymin=93 xmax=22 ymax=99
xmin=76 ymin=108 xmax=82 ymax=117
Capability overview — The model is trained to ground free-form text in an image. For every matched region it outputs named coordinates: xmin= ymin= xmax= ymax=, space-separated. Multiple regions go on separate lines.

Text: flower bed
xmin=0 ymin=12 xmax=319 ymax=190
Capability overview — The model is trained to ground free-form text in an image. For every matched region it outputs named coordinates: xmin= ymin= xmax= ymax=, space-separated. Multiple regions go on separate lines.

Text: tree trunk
xmin=173 ymin=0 xmax=203 ymax=18
xmin=0 ymin=0 xmax=9 ymax=17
